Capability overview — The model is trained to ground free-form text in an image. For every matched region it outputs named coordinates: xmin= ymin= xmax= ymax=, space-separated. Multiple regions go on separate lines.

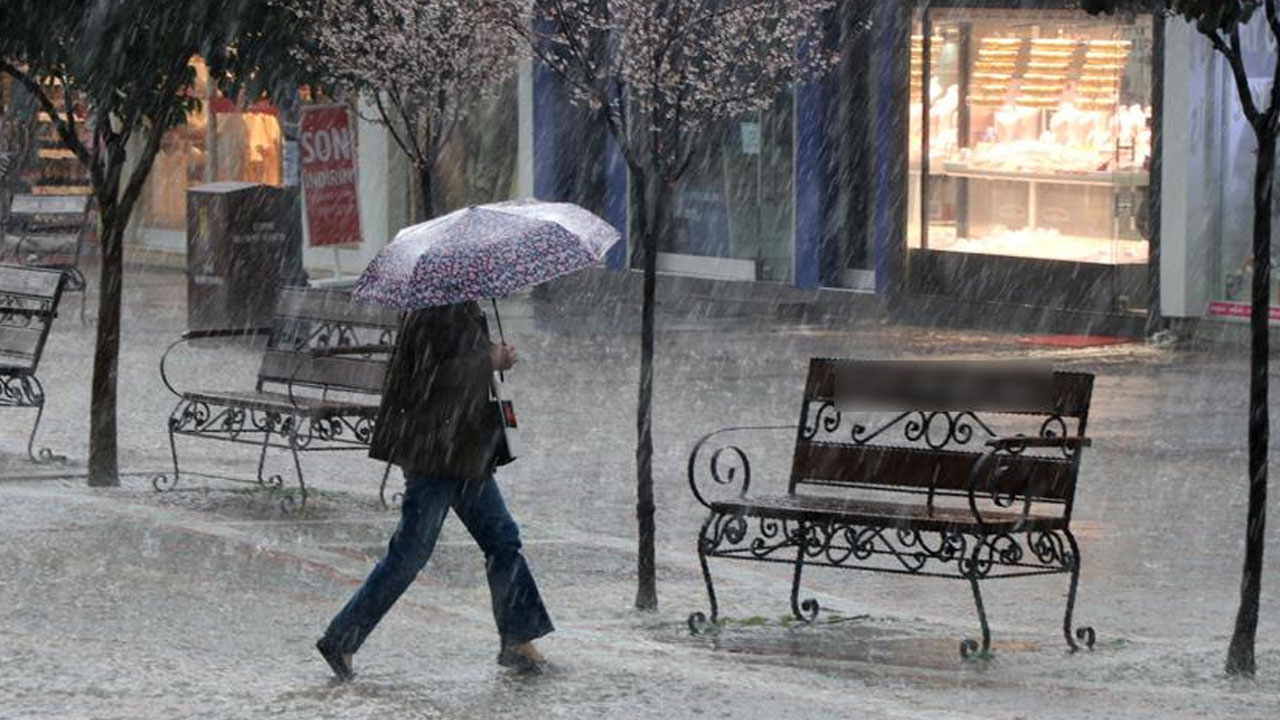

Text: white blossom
xmin=528 ymin=0 xmax=837 ymax=180
xmin=301 ymin=0 xmax=524 ymax=177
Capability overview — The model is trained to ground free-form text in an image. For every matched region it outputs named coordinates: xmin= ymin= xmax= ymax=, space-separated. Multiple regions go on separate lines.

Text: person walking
xmin=316 ymin=300 xmax=553 ymax=681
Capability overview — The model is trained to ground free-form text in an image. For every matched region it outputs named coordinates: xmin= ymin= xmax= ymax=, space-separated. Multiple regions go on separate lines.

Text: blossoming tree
xmin=303 ymin=0 xmax=524 ymax=221
xmin=526 ymin=0 xmax=835 ymax=610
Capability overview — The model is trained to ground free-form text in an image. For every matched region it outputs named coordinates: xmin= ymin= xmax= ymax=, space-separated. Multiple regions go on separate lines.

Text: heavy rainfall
xmin=1 ymin=1 xmax=1278 ymax=718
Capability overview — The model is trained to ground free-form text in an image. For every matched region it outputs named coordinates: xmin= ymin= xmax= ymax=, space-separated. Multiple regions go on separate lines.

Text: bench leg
xmin=687 ymin=513 xmax=721 ymax=634
xmin=960 ymin=574 xmax=992 ymax=659
xmin=255 ymin=431 xmax=281 ymax=488
xmin=63 ymin=267 xmax=89 ymax=325
xmin=1062 ymin=529 xmax=1096 ymax=652
xmin=283 ymin=428 xmax=308 ymax=513
xmin=152 ymin=418 xmax=182 ymax=492
xmin=378 ymin=461 xmax=398 ymax=509
xmin=960 ymin=539 xmax=992 ymax=659
xmin=23 ymin=377 xmax=64 ymax=464
xmin=790 ymin=522 xmax=820 ymax=623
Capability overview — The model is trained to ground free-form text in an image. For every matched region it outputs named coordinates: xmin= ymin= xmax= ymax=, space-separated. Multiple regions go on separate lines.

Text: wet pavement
xmin=2 ymin=262 xmax=1279 ymax=718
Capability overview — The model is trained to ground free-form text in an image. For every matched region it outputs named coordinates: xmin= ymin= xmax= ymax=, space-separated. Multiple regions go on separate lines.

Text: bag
xmin=490 ymin=375 xmax=519 ymax=467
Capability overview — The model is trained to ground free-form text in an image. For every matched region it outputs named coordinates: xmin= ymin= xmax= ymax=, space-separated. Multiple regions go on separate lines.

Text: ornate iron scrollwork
xmin=804 ymin=404 xmax=999 ymax=450
xmin=0 ymin=374 xmax=43 ymax=407
xmin=704 ymin=514 xmax=1071 ymax=581
xmin=687 ymin=426 xmax=793 ymax=509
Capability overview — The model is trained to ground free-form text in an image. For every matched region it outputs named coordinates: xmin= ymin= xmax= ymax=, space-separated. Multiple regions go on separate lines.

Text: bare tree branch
xmin=0 ymin=60 xmax=92 ymax=167
xmin=372 ymin=92 xmax=414 ymax=166
xmin=1207 ymin=27 xmax=1263 ymax=126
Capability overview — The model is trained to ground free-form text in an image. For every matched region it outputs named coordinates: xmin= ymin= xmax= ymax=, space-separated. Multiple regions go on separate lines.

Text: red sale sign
xmin=1207 ymin=301 xmax=1280 ymax=325
xmin=300 ymin=105 xmax=361 ymax=247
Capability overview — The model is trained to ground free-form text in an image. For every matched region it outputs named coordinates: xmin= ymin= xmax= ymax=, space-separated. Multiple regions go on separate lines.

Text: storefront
xmin=526 ymin=0 xmax=1163 ymax=321
xmin=127 ymin=58 xmax=523 ymax=278
xmin=904 ymin=0 xmax=1158 ymax=314
xmin=131 ymin=60 xmax=284 ymax=253
xmin=0 ymin=75 xmax=92 ymax=196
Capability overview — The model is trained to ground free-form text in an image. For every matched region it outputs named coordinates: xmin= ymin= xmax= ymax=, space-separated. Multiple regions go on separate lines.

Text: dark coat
xmin=369 ymin=301 xmax=499 ymax=479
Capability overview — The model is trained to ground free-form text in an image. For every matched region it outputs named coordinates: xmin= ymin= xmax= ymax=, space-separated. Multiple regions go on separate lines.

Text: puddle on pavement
xmin=666 ymin=617 xmax=1042 ymax=672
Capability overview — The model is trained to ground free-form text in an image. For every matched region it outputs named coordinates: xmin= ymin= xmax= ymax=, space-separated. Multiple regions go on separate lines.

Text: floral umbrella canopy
xmin=351 ymin=199 xmax=620 ymax=309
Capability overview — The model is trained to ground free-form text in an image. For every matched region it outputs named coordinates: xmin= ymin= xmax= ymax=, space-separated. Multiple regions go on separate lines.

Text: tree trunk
xmin=417 ymin=163 xmax=437 ymax=222
xmin=87 ymin=201 xmax=124 ymax=487
xmin=634 ymin=171 xmax=666 ymax=612
xmin=1226 ymin=128 xmax=1274 ymax=678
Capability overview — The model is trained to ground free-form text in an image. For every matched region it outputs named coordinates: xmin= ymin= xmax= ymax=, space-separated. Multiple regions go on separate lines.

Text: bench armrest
xmin=966 ymin=435 xmax=1090 ymax=528
xmin=986 ymin=436 xmax=1091 ymax=449
xmin=160 ymin=327 xmax=274 ymax=398
xmin=688 ymin=425 xmax=796 ymax=510
xmin=985 ymin=435 xmax=1091 ymax=455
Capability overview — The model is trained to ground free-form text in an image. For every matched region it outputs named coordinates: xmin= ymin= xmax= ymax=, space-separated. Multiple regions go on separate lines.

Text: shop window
xmin=138 ymin=59 xmax=283 ymax=234
xmin=909 ymin=9 xmax=1154 ymax=268
xmin=436 ymin=75 xmax=520 ymax=212
xmin=1212 ymin=58 xmax=1280 ymax=320
xmin=632 ymin=92 xmax=795 ymax=283
xmin=1 ymin=75 xmax=92 ymax=196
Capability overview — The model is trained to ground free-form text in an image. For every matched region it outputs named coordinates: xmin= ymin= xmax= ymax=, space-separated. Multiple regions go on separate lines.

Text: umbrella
xmin=350 ymin=199 xmax=620 ymax=311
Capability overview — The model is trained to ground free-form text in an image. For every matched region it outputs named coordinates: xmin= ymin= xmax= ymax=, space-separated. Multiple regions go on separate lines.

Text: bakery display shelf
xmin=941 ymin=162 xmax=1149 ymax=187
xmin=31 ymin=185 xmax=92 ymax=195
xmin=37 ymin=148 xmax=78 ymax=160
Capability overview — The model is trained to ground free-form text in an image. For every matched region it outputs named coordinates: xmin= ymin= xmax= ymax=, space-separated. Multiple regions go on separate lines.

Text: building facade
xmin=6 ymin=1 xmax=1271 ymax=334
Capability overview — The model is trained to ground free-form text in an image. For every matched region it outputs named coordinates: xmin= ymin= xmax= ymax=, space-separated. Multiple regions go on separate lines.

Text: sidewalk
xmin=2 ymin=261 xmax=1278 ymax=718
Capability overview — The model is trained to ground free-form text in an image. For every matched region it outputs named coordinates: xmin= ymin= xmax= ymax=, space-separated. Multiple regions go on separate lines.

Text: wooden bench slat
xmin=711 ymin=494 xmax=1066 ymax=533
xmin=181 ymin=390 xmax=380 ymax=418
xmin=275 ymin=287 xmax=402 ymax=328
xmin=0 ymin=265 xmax=65 ymax=299
xmin=0 ymin=324 xmax=45 ymax=361
xmin=257 ymin=349 xmax=388 ymax=394
xmin=790 ymin=441 xmax=1075 ymax=501
xmin=7 ymin=194 xmax=89 ymax=216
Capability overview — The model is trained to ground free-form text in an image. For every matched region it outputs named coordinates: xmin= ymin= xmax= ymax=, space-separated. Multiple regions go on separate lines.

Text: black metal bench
xmin=1 ymin=194 xmax=91 ymax=324
xmin=686 ymin=358 xmax=1096 ymax=658
xmin=154 ymin=287 xmax=402 ymax=510
xmin=0 ymin=265 xmax=66 ymax=462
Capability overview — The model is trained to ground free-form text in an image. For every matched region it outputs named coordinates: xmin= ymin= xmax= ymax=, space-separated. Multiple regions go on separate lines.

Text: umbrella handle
xmin=491 ymin=297 xmax=505 ymax=383
xmin=491 ymin=297 xmax=505 ymax=343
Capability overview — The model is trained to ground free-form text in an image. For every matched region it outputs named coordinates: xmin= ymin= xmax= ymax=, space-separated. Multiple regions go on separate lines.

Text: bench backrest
xmin=256 ymin=287 xmax=403 ymax=397
xmin=6 ymin=194 xmax=90 ymax=232
xmin=4 ymin=194 xmax=91 ymax=260
xmin=791 ymin=358 xmax=1094 ymax=516
xmin=0 ymin=265 xmax=65 ymax=372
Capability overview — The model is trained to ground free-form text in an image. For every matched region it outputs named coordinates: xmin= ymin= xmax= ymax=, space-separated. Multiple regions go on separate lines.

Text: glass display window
xmin=631 ymin=92 xmax=795 ymax=283
xmin=1 ymin=74 xmax=92 ymax=196
xmin=908 ymin=8 xmax=1154 ymax=267
xmin=436 ymin=75 xmax=520 ymax=213
xmin=138 ymin=58 xmax=283 ymax=233
xmin=1210 ymin=70 xmax=1280 ymax=323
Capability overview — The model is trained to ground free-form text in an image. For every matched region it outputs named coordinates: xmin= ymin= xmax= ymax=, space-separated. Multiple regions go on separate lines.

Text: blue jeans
xmin=322 ymin=472 xmax=554 ymax=653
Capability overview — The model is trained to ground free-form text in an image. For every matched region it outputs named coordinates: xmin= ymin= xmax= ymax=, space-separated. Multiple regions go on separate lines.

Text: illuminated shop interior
xmin=909 ymin=9 xmax=1153 ymax=267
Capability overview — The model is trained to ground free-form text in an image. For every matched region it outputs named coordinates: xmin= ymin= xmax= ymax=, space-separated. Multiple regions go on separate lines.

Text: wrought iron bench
xmin=686 ymin=358 xmax=1096 ymax=658
xmin=1 ymin=194 xmax=91 ymax=324
xmin=0 ymin=265 xmax=66 ymax=462
xmin=154 ymin=286 xmax=402 ymax=510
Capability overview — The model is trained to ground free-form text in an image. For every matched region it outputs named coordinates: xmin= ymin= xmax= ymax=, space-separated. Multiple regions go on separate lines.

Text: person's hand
xmin=490 ymin=343 xmax=517 ymax=372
